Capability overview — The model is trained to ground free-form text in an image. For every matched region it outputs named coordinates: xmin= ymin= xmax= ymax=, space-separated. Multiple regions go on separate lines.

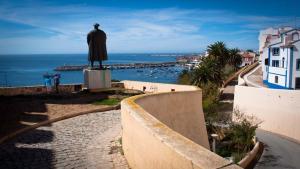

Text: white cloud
xmin=0 ymin=3 xmax=297 ymax=54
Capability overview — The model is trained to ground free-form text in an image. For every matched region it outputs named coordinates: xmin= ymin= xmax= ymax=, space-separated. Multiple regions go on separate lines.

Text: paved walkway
xmin=244 ymin=64 xmax=267 ymax=88
xmin=220 ymin=80 xmax=237 ymax=102
xmin=255 ymin=130 xmax=300 ymax=169
xmin=0 ymin=110 xmax=128 ymax=169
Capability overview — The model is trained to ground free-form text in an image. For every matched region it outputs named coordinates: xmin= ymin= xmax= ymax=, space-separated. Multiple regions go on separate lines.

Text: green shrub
xmin=222 ymin=110 xmax=260 ymax=162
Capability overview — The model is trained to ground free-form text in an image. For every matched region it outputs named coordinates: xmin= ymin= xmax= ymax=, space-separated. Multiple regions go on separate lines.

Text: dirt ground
xmin=0 ymin=90 xmax=139 ymax=139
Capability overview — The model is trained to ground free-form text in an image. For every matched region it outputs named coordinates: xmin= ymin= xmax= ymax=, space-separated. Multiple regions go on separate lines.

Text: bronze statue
xmin=87 ymin=23 xmax=107 ymax=69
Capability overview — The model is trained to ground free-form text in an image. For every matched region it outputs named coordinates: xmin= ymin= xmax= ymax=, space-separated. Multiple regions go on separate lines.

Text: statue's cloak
xmin=87 ymin=29 xmax=107 ymax=61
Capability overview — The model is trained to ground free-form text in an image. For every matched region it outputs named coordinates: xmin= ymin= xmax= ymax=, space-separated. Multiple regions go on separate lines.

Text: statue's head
xmin=94 ymin=23 xmax=100 ymax=29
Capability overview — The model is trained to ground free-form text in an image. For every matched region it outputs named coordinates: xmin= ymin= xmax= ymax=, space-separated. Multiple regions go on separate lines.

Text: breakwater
xmin=55 ymin=62 xmax=182 ymax=71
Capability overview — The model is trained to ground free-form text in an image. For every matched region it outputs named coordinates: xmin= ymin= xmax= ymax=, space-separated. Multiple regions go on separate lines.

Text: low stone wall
xmin=0 ymin=84 xmax=83 ymax=96
xmin=0 ymin=82 xmax=124 ymax=96
xmin=122 ymin=80 xmax=199 ymax=93
xmin=238 ymin=141 xmax=264 ymax=169
xmin=122 ymin=81 xmax=241 ymax=169
xmin=234 ymin=86 xmax=300 ymax=142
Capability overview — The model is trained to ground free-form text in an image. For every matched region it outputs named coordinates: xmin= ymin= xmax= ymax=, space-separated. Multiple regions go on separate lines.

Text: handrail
xmin=222 ymin=62 xmax=259 ymax=88
xmin=239 ymin=62 xmax=259 ymax=79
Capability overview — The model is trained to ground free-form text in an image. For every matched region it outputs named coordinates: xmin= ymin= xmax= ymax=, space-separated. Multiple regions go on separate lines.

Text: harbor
xmin=0 ymin=54 xmax=198 ymax=87
xmin=54 ymin=61 xmax=185 ymax=71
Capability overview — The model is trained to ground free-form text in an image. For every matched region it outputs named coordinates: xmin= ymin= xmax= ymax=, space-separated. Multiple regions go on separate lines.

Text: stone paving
xmin=0 ymin=110 xmax=128 ymax=169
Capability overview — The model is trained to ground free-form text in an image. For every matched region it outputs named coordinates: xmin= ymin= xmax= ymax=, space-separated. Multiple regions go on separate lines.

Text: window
xmin=272 ymin=47 xmax=280 ymax=56
xmin=296 ymin=78 xmax=300 ymax=89
xmin=272 ymin=60 xmax=279 ymax=67
xmin=275 ymin=76 xmax=278 ymax=83
xmin=292 ymin=33 xmax=299 ymax=41
xmin=296 ymin=59 xmax=300 ymax=71
xmin=265 ymin=58 xmax=269 ymax=66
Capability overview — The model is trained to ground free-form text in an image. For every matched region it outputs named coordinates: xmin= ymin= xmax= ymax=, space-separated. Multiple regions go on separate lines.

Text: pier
xmin=54 ymin=62 xmax=183 ymax=71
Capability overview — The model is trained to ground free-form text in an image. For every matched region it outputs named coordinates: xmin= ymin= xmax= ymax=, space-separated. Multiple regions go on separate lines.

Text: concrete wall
xmin=234 ymin=85 xmax=300 ymax=142
xmin=136 ymin=91 xmax=209 ymax=147
xmin=122 ymin=80 xmax=199 ymax=93
xmin=122 ymin=81 xmax=241 ymax=169
xmin=0 ymin=84 xmax=83 ymax=96
xmin=0 ymin=82 xmax=124 ymax=96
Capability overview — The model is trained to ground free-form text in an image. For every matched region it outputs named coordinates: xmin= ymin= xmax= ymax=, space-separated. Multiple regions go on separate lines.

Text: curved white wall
xmin=235 ymin=69 xmax=300 ymax=142
xmin=122 ymin=80 xmax=199 ymax=93
xmin=122 ymin=81 xmax=241 ymax=169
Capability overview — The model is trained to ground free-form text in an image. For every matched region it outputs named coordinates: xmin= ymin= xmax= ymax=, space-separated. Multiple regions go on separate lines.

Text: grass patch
xmin=92 ymin=98 xmax=120 ymax=106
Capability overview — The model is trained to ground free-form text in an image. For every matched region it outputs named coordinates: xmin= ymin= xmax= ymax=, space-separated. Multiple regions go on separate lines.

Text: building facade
xmin=239 ymin=51 xmax=256 ymax=67
xmin=261 ymin=28 xmax=300 ymax=89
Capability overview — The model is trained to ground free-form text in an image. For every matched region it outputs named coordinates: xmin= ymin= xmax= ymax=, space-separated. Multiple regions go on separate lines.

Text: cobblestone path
xmin=0 ymin=110 xmax=128 ymax=169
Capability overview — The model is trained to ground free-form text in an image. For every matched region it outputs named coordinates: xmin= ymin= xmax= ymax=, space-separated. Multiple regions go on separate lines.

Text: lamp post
xmin=211 ymin=134 xmax=218 ymax=152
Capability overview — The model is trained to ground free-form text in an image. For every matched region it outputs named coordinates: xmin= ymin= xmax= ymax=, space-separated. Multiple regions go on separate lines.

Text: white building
xmin=258 ymin=27 xmax=293 ymax=61
xmin=239 ymin=51 xmax=256 ymax=67
xmin=260 ymin=27 xmax=300 ymax=89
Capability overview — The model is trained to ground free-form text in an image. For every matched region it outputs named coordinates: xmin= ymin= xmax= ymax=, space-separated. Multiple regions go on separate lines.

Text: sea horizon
xmin=0 ymin=53 xmax=192 ymax=87
xmin=0 ymin=52 xmax=201 ymax=56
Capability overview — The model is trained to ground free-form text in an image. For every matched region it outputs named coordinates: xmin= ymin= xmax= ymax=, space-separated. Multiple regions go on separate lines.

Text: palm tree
xmin=228 ymin=48 xmax=242 ymax=70
xmin=191 ymin=57 xmax=223 ymax=87
xmin=179 ymin=42 xmax=242 ymax=87
xmin=177 ymin=69 xmax=191 ymax=85
xmin=207 ymin=41 xmax=229 ymax=67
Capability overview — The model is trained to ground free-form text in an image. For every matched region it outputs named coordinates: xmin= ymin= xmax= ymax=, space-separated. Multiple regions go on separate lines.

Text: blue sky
xmin=0 ymin=0 xmax=299 ymax=54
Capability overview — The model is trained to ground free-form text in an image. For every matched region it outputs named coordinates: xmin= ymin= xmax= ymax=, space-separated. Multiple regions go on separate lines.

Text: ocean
xmin=0 ymin=54 xmax=185 ymax=87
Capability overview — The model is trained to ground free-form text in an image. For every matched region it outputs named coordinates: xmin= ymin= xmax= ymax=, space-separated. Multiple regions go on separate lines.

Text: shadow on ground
xmin=0 ymin=92 xmax=109 ymax=139
xmin=0 ymin=129 xmax=55 ymax=169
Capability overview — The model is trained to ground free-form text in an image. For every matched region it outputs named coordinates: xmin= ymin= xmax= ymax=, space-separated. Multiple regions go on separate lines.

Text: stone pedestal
xmin=83 ymin=69 xmax=111 ymax=90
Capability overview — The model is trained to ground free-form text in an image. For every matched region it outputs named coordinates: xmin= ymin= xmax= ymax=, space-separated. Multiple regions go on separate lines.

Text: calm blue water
xmin=0 ymin=54 xmax=184 ymax=87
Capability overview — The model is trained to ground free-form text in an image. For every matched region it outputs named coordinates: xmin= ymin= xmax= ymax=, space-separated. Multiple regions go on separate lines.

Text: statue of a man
xmin=87 ymin=23 xmax=107 ymax=69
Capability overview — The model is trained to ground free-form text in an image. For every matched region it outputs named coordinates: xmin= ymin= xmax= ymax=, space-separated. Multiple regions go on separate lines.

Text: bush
xmin=230 ymin=110 xmax=259 ymax=152
xmin=219 ymin=110 xmax=261 ymax=162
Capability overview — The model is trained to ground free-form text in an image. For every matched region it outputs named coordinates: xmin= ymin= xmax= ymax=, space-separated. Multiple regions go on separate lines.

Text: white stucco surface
xmin=121 ymin=81 xmax=241 ymax=169
xmin=234 ymin=85 xmax=300 ymax=142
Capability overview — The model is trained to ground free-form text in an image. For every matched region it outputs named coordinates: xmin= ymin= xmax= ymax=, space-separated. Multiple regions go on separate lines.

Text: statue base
xmin=83 ymin=69 xmax=111 ymax=91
